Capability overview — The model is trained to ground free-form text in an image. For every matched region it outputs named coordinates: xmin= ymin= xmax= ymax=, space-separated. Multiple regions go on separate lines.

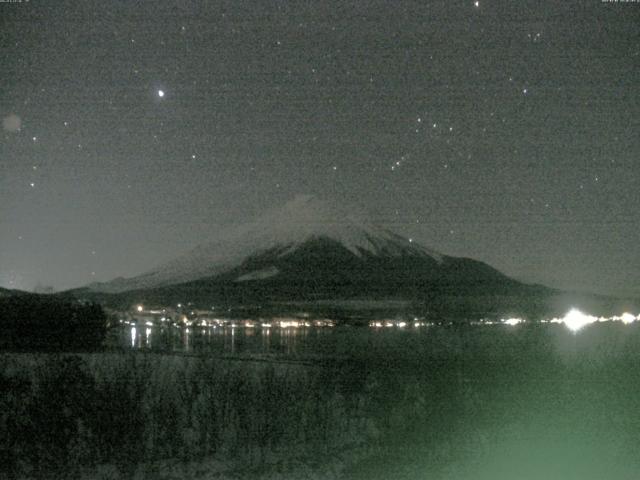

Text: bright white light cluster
xmin=561 ymin=309 xmax=598 ymax=332
xmin=496 ymin=309 xmax=639 ymax=332
xmin=369 ymin=319 xmax=432 ymax=328
xmin=542 ymin=308 xmax=639 ymax=332
xmin=502 ymin=317 xmax=524 ymax=326
xmin=616 ymin=312 xmax=637 ymax=325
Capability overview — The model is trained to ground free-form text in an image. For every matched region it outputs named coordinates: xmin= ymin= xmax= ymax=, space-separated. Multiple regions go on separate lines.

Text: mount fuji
xmin=76 ymin=195 xmax=552 ymax=318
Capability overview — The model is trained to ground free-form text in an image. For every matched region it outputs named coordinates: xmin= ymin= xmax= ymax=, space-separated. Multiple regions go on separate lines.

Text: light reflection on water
xmin=130 ymin=326 xmax=136 ymax=348
xmin=117 ymin=324 xmax=338 ymax=356
xmin=114 ymin=318 xmax=640 ymax=358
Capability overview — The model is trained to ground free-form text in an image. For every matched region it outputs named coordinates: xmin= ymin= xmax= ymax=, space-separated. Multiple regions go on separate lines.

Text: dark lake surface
xmin=110 ymin=320 xmax=640 ymax=364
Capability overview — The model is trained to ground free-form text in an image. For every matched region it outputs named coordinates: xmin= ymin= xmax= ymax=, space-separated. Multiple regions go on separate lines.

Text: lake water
xmin=109 ymin=308 xmax=640 ymax=358
xmin=110 ymin=320 xmax=640 ymax=361
xmin=112 ymin=324 xmax=343 ymax=356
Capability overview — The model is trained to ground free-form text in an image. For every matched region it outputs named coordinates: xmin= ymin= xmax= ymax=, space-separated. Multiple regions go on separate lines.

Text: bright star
xmin=158 ymin=90 xmax=165 ymax=98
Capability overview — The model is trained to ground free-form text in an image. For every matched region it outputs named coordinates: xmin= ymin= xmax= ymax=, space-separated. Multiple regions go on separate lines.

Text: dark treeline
xmin=0 ymin=354 xmax=374 ymax=479
xmin=0 ymin=294 xmax=107 ymax=351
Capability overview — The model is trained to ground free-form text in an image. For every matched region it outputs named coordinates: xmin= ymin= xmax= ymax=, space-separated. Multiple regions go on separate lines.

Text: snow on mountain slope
xmin=88 ymin=195 xmax=444 ymax=293
xmin=236 ymin=266 xmax=280 ymax=282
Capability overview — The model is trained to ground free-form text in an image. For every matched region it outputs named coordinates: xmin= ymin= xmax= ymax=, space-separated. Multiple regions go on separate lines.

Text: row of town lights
xmin=134 ymin=305 xmax=637 ymax=333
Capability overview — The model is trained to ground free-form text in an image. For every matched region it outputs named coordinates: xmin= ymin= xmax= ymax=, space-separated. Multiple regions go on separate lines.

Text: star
xmin=474 ymin=1 xmax=480 ymax=7
xmin=158 ymin=90 xmax=165 ymax=98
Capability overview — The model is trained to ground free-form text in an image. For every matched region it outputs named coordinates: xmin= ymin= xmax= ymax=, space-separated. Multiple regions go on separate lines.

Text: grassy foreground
xmin=2 ymin=324 xmax=640 ymax=479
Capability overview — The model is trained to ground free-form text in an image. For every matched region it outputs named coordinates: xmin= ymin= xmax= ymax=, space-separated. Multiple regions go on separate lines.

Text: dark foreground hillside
xmin=2 ymin=324 xmax=640 ymax=479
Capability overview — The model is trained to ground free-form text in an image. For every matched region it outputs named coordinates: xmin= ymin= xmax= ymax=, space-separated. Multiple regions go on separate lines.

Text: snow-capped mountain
xmin=87 ymin=195 xmax=445 ymax=294
xmin=79 ymin=194 xmax=541 ymax=317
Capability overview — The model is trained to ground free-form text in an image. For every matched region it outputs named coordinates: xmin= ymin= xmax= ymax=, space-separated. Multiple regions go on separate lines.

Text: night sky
xmin=1 ymin=1 xmax=638 ymax=297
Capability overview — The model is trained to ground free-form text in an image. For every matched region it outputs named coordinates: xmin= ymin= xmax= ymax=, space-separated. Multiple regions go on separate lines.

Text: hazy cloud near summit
xmin=2 ymin=114 xmax=21 ymax=132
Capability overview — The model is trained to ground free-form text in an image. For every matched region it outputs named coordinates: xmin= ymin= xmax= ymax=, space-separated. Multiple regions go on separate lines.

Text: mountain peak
xmin=87 ymin=196 xmax=444 ymax=293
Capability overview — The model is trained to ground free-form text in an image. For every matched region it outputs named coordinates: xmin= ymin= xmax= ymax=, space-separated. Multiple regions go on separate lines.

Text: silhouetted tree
xmin=0 ymin=294 xmax=107 ymax=351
